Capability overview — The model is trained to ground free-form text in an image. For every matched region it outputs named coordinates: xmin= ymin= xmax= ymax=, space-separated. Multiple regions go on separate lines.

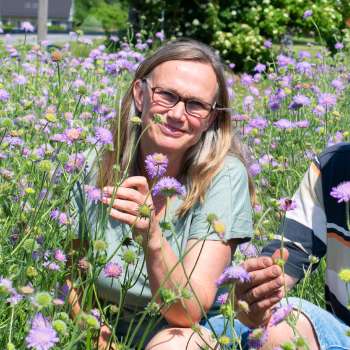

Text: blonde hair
xmin=98 ymin=38 xmax=254 ymax=216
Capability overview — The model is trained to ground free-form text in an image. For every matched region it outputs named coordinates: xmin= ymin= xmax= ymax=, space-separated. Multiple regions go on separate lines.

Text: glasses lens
xmin=186 ymin=100 xmax=212 ymax=118
xmin=153 ymin=88 xmax=178 ymax=107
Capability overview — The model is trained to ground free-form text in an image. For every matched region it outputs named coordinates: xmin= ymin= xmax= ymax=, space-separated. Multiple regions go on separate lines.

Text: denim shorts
xmin=203 ymin=297 xmax=350 ymax=350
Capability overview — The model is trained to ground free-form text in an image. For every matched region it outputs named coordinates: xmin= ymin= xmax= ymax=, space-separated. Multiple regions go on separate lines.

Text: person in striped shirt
xmin=207 ymin=143 xmax=350 ymax=349
xmin=241 ymin=142 xmax=350 ymax=348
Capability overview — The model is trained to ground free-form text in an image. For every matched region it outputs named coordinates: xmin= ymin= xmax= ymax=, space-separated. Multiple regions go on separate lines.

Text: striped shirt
xmin=262 ymin=142 xmax=350 ymax=326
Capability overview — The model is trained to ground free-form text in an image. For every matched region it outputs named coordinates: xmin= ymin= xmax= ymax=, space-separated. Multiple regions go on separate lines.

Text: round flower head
xmin=318 ymin=93 xmax=337 ymax=109
xmin=145 ymin=153 xmax=168 ymax=179
xmin=239 ymin=242 xmax=258 ymax=257
xmin=152 ymin=177 xmax=186 ymax=197
xmin=94 ymin=127 xmax=113 ymax=145
xmin=26 ymin=313 xmax=59 ymax=350
xmin=330 ymin=181 xmax=350 ymax=203
xmin=303 ymin=10 xmax=313 ymax=18
xmin=278 ymin=198 xmax=297 ymax=211
xmin=269 ymin=304 xmax=293 ymax=326
xmin=216 ymin=265 xmax=250 ymax=287
xmin=103 ymin=262 xmax=122 ymax=279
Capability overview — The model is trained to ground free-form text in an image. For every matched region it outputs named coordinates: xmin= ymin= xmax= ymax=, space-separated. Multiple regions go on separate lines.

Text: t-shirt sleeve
xmin=188 ymin=157 xmax=253 ymax=241
xmin=261 ymin=161 xmax=327 ymax=280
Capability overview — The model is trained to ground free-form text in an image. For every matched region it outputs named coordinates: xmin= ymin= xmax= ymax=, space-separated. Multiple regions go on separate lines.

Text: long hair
xmin=98 ymin=38 xmax=255 ymax=216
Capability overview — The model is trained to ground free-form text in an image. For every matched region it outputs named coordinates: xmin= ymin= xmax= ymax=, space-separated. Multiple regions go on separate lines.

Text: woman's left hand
xmin=102 ymin=176 xmax=158 ymax=239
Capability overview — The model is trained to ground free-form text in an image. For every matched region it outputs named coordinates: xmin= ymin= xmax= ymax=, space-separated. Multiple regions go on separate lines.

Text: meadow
xmin=0 ymin=31 xmax=349 ymax=349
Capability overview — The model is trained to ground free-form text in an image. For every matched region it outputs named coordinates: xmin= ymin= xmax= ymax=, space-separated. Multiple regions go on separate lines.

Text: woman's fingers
xmin=102 ymin=186 xmax=145 ymax=204
xmin=120 ymin=176 xmax=149 ymax=195
xmin=101 ymin=197 xmax=141 ymax=216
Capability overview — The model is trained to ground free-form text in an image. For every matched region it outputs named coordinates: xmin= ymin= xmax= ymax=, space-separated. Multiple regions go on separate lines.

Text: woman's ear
xmin=133 ymin=79 xmax=144 ymax=113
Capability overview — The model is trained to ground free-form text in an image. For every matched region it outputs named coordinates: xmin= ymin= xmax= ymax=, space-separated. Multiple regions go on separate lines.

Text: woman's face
xmin=133 ymin=60 xmax=218 ymax=158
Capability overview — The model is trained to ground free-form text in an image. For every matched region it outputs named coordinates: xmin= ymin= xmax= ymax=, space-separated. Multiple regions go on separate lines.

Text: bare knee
xmin=145 ymin=326 xmax=215 ymax=350
xmin=260 ymin=311 xmax=319 ymax=350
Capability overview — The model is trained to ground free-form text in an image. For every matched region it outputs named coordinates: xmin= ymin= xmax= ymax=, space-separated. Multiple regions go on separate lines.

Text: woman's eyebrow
xmin=156 ymin=84 xmax=209 ymax=102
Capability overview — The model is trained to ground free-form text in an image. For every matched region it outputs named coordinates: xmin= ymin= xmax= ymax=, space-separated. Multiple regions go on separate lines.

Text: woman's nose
xmin=166 ymin=101 xmax=186 ymax=120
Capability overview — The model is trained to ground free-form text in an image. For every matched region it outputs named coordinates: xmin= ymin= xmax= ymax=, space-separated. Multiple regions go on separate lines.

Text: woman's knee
xmin=145 ymin=326 xmax=215 ymax=350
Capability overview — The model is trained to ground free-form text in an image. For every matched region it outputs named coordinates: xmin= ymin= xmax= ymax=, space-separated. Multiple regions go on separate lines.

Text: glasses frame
xmin=142 ymin=78 xmax=218 ymax=119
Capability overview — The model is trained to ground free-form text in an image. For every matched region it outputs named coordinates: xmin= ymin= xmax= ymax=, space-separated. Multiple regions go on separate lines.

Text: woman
xmin=74 ymin=38 xmax=253 ymax=349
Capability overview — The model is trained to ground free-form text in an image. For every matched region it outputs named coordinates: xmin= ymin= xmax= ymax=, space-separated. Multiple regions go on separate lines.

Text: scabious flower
xmin=289 ymin=94 xmax=310 ymax=109
xmin=216 ymin=265 xmax=250 ymax=287
xmin=0 ymin=89 xmax=10 ymax=101
xmin=145 ymin=153 xmax=168 ymax=179
xmin=330 ymin=181 xmax=350 ymax=203
xmin=84 ymin=185 xmax=102 ymax=203
xmin=54 ymin=249 xmax=66 ymax=263
xmin=21 ymin=21 xmax=35 ymax=32
xmin=318 ymin=93 xmax=337 ymax=109
xmin=103 ymin=262 xmax=122 ymax=279
xmin=269 ymin=304 xmax=293 ymax=326
xmin=264 ymin=40 xmax=272 ymax=49
xmin=254 ymin=63 xmax=266 ymax=73
xmin=64 ymin=153 xmax=85 ymax=173
xmin=239 ymin=242 xmax=258 ymax=257
xmin=26 ymin=313 xmax=59 ymax=350
xmin=273 ymin=119 xmax=294 ymax=130
xmin=217 ymin=292 xmax=229 ymax=305
xmin=248 ymin=328 xmax=268 ymax=349
xmin=94 ymin=127 xmax=113 ymax=145
xmin=335 ymin=42 xmax=344 ymax=50
xmin=279 ymin=198 xmax=297 ymax=211
xmin=152 ymin=177 xmax=186 ymax=197
xmin=303 ymin=10 xmax=313 ymax=18
xmin=243 ymin=95 xmax=255 ymax=113
xmin=249 ymin=163 xmax=262 ymax=177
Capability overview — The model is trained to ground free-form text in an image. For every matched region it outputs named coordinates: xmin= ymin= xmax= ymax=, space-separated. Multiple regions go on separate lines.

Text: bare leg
xmin=146 ymin=326 xmax=217 ymax=350
xmin=261 ymin=311 xmax=319 ymax=350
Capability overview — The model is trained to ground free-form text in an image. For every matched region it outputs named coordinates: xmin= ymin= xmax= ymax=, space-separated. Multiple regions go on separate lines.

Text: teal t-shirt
xmin=73 ymin=154 xmax=253 ymax=310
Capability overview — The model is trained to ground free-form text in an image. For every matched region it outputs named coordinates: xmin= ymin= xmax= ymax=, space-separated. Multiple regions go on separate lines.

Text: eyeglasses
xmin=142 ymin=79 xmax=217 ymax=119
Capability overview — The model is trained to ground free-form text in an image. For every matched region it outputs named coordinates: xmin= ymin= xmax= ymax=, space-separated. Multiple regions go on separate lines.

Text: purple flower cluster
xmin=84 ymin=185 xmax=102 ymax=203
xmin=330 ymin=181 xmax=350 ymax=203
xmin=50 ymin=209 xmax=69 ymax=225
xmin=64 ymin=153 xmax=85 ymax=173
xmin=278 ymin=198 xmax=297 ymax=211
xmin=216 ymin=265 xmax=250 ymax=287
xmin=145 ymin=153 xmax=168 ymax=179
xmin=103 ymin=262 xmax=123 ymax=279
xmin=269 ymin=304 xmax=293 ymax=326
xmin=152 ymin=177 xmax=186 ymax=198
xmin=26 ymin=313 xmax=59 ymax=350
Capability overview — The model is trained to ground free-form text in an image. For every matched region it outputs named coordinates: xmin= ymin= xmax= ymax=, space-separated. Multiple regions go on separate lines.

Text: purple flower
xmin=243 ymin=95 xmax=255 ymax=113
xmin=0 ymin=89 xmax=10 ymax=101
xmin=270 ymin=304 xmax=293 ymax=326
xmin=84 ymin=185 xmax=102 ymax=203
xmin=279 ymin=198 xmax=297 ymax=211
xmin=331 ymin=78 xmax=345 ymax=91
xmin=313 ymin=105 xmax=326 ymax=117
xmin=268 ymin=95 xmax=281 ymax=111
xmin=54 ymin=249 xmax=66 ymax=263
xmin=64 ymin=153 xmax=85 ymax=173
xmin=0 ymin=277 xmax=14 ymax=293
xmin=254 ymin=63 xmax=266 ymax=73
xmin=277 ymin=54 xmax=295 ymax=68
xmin=21 ymin=21 xmax=35 ymax=32
xmin=26 ymin=313 xmax=59 ymax=350
xmin=249 ymin=163 xmax=262 ymax=177
xmin=217 ymin=292 xmax=229 ymax=305
xmin=294 ymin=120 xmax=309 ymax=128
xmin=289 ymin=94 xmax=310 ymax=109
xmin=216 ymin=265 xmax=250 ymax=287
xmin=7 ymin=291 xmax=23 ymax=305
xmin=241 ymin=74 xmax=254 ymax=87
xmin=248 ymin=117 xmax=268 ymax=130
xmin=273 ymin=119 xmax=294 ymax=130
xmin=335 ymin=42 xmax=344 ymax=50
xmin=264 ymin=40 xmax=272 ymax=49
xmin=303 ymin=10 xmax=313 ymax=18
xmin=296 ymin=61 xmax=312 ymax=75
xmin=152 ymin=177 xmax=186 ymax=197
xmin=239 ymin=242 xmax=258 ymax=257
xmin=145 ymin=153 xmax=168 ymax=179
xmin=155 ymin=31 xmax=165 ymax=41
xmin=248 ymin=328 xmax=268 ymax=349
xmin=94 ymin=127 xmax=113 ymax=145
xmin=103 ymin=262 xmax=122 ymax=278
xmin=318 ymin=93 xmax=337 ymax=108
xmin=330 ymin=181 xmax=350 ymax=203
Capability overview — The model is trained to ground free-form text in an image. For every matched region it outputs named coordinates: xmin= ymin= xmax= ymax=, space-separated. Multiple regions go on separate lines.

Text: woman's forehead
xmin=149 ymin=60 xmax=218 ymax=99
